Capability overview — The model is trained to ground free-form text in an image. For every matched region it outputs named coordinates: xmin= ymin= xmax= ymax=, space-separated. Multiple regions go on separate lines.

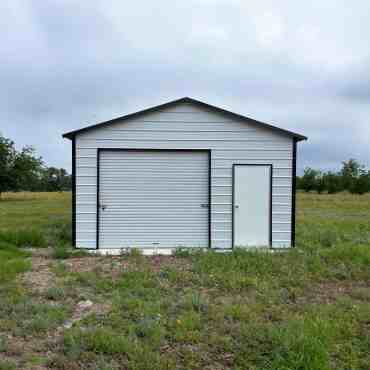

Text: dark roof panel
xmin=62 ymin=97 xmax=307 ymax=141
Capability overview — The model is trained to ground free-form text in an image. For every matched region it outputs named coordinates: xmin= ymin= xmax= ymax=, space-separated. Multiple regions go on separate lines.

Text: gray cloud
xmin=1 ymin=0 xmax=370 ymax=173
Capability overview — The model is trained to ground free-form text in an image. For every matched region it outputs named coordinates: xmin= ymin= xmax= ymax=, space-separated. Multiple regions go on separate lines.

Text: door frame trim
xmin=231 ymin=164 xmax=273 ymax=249
xmin=96 ymin=148 xmax=211 ymax=250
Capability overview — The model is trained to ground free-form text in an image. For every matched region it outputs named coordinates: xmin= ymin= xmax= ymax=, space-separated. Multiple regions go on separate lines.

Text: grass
xmin=0 ymin=242 xmax=30 ymax=282
xmin=0 ymin=191 xmax=369 ymax=369
xmin=0 ymin=192 xmax=71 ymax=247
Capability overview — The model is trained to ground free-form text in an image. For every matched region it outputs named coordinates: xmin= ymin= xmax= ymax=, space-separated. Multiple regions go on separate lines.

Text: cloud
xmin=0 ymin=0 xmax=369 ymax=172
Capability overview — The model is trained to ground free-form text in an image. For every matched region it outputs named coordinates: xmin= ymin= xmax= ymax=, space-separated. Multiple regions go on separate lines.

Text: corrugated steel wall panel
xmin=75 ymin=101 xmax=293 ymax=249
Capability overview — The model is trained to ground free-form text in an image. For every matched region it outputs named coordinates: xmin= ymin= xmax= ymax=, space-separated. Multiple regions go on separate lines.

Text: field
xmin=0 ymin=192 xmax=370 ymax=370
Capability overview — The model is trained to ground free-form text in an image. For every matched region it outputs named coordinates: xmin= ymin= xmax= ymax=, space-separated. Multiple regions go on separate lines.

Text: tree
xmin=41 ymin=167 xmax=72 ymax=192
xmin=323 ymin=172 xmax=342 ymax=194
xmin=12 ymin=146 xmax=43 ymax=192
xmin=340 ymin=159 xmax=363 ymax=191
xmin=315 ymin=171 xmax=326 ymax=194
xmin=349 ymin=171 xmax=370 ymax=195
xmin=0 ymin=135 xmax=16 ymax=198
xmin=300 ymin=168 xmax=319 ymax=192
xmin=0 ymin=133 xmax=72 ymax=197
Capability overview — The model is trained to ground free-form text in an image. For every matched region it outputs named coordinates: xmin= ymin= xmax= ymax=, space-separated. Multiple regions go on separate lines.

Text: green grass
xmin=0 ymin=242 xmax=30 ymax=282
xmin=0 ymin=191 xmax=370 ymax=369
xmin=0 ymin=192 xmax=71 ymax=247
xmin=0 ymin=361 xmax=16 ymax=370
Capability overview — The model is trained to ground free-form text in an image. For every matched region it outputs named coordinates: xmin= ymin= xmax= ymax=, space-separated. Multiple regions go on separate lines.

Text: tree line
xmin=2 ymin=133 xmax=369 ymax=196
xmin=297 ymin=159 xmax=370 ymax=194
xmin=0 ymin=134 xmax=71 ymax=198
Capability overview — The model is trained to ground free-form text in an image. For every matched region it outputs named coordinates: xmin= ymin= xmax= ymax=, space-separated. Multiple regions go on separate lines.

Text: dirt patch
xmin=20 ymin=251 xmax=55 ymax=294
xmin=145 ymin=255 xmax=193 ymax=273
xmin=64 ymin=256 xmax=130 ymax=280
xmin=0 ymin=333 xmax=52 ymax=370
xmin=61 ymin=300 xmax=111 ymax=330
xmin=296 ymin=281 xmax=370 ymax=305
xmin=63 ymin=254 xmax=192 ymax=278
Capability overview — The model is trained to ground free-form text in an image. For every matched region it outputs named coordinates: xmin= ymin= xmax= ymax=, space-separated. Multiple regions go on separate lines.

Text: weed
xmin=125 ymin=248 xmax=146 ymax=264
xmin=52 ymin=244 xmax=72 ymax=259
xmin=186 ymin=293 xmax=208 ymax=313
xmin=45 ymin=286 xmax=66 ymax=300
xmin=64 ymin=327 xmax=131 ymax=355
xmin=0 ymin=336 xmax=7 ymax=352
xmin=0 ymin=242 xmax=30 ymax=282
xmin=173 ymin=248 xmax=192 ymax=257
xmin=134 ymin=317 xmax=164 ymax=346
xmin=52 ymin=261 xmax=68 ymax=276
xmin=172 ymin=310 xmax=202 ymax=343
xmin=44 ymin=219 xmax=72 ymax=245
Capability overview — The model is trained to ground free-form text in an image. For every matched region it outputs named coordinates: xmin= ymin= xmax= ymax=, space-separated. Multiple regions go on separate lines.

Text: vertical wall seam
xmin=96 ymin=149 xmax=100 ymax=249
xmin=72 ymin=137 xmax=76 ymax=247
xmin=291 ymin=139 xmax=297 ymax=247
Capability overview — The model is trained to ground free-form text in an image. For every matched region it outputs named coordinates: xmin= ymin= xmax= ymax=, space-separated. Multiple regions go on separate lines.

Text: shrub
xmin=52 ymin=244 xmax=72 ymax=259
xmin=134 ymin=317 xmax=164 ymax=346
xmin=63 ymin=328 xmax=131 ymax=355
xmin=44 ymin=219 xmax=72 ymax=245
xmin=317 ymin=229 xmax=340 ymax=248
xmin=45 ymin=286 xmax=66 ymax=300
xmin=173 ymin=248 xmax=192 ymax=257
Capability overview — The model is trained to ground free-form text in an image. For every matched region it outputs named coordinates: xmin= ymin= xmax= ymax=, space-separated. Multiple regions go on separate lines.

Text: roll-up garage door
xmin=98 ymin=150 xmax=209 ymax=249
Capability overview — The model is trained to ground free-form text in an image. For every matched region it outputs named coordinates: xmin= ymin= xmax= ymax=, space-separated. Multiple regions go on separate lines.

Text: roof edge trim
xmin=62 ymin=97 xmax=307 ymax=141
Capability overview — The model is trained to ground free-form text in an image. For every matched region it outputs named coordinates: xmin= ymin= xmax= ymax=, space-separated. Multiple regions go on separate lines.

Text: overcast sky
xmin=1 ymin=1 xmax=369 ymax=174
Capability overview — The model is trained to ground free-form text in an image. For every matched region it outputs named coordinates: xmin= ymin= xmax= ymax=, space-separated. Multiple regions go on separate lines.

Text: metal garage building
xmin=63 ymin=97 xmax=306 ymax=252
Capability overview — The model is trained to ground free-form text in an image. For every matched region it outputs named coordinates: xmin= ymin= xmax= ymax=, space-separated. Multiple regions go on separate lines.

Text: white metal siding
xmin=75 ymin=101 xmax=293 ymax=249
xmin=98 ymin=150 xmax=209 ymax=248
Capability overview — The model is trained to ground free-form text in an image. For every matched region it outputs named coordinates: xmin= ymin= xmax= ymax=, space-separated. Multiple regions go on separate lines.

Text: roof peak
xmin=63 ymin=97 xmax=307 ymax=141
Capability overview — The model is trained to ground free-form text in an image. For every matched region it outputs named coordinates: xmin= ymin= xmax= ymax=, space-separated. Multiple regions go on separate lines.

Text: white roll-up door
xmin=98 ymin=150 xmax=209 ymax=249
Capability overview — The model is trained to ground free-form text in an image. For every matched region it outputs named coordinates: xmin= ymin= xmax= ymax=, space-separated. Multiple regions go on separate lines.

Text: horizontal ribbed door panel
xmin=98 ymin=150 xmax=209 ymax=248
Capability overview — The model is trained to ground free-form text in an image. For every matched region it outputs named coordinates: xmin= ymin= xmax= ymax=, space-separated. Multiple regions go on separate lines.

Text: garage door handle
xmin=200 ymin=204 xmax=209 ymax=208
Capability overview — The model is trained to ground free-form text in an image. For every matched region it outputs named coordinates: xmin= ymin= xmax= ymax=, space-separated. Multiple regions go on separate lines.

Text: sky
xmin=1 ymin=1 xmax=370 ymax=174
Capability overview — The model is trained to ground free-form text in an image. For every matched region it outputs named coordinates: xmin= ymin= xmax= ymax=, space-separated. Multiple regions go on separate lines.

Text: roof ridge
xmin=63 ymin=97 xmax=307 ymax=141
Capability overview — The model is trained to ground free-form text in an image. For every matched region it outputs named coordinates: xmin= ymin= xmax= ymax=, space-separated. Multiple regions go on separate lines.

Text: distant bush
xmin=297 ymin=159 xmax=370 ymax=194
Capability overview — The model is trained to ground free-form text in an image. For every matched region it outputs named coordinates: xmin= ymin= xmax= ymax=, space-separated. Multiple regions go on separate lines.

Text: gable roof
xmin=62 ymin=97 xmax=307 ymax=141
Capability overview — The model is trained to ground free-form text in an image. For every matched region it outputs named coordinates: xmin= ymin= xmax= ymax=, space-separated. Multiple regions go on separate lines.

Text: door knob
xmin=235 ymin=205 xmax=239 ymax=209
xmin=100 ymin=204 xmax=107 ymax=211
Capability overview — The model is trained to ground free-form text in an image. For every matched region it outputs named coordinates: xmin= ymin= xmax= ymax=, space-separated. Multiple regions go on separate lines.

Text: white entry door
xmin=233 ymin=165 xmax=271 ymax=247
